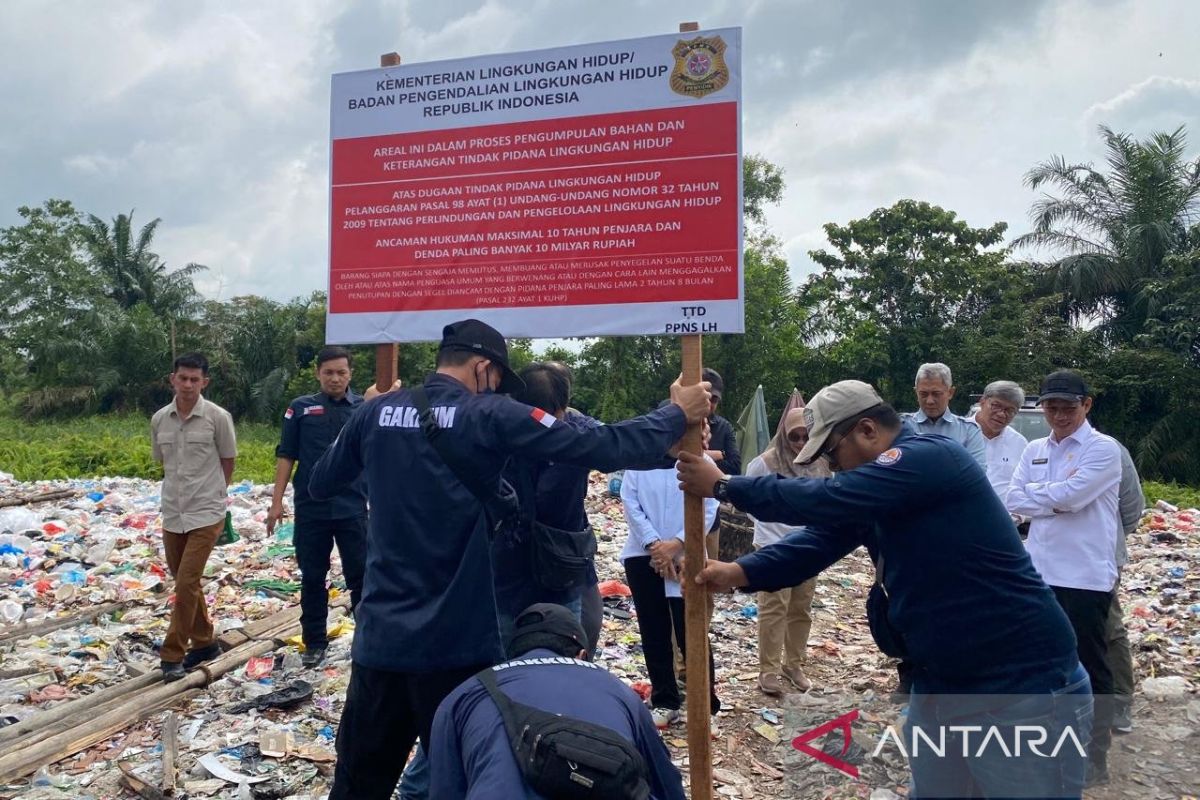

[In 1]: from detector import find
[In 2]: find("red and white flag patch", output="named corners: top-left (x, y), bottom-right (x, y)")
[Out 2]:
top-left (283, 408), bottom-right (294, 420)
top-left (530, 407), bottom-right (556, 428)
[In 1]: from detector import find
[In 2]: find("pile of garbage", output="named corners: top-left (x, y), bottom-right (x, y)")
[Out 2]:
top-left (1, 471), bottom-right (1198, 799)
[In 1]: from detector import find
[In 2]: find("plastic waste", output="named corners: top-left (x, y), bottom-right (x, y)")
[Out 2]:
top-left (274, 522), bottom-right (295, 542)
top-left (0, 508), bottom-right (40, 533)
top-left (0, 599), bottom-right (22, 623)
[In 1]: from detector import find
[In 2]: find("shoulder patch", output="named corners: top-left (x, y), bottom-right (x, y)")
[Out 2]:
top-left (530, 407), bottom-right (556, 428)
top-left (875, 447), bottom-right (902, 466)
top-left (283, 407), bottom-right (294, 419)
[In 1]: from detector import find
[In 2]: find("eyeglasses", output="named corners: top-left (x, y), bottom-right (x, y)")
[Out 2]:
top-left (819, 430), bottom-right (848, 468)
top-left (787, 431), bottom-right (809, 444)
top-left (985, 403), bottom-right (1018, 419)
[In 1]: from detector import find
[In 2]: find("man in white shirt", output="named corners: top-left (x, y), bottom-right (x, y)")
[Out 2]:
top-left (1006, 370), bottom-right (1121, 786)
top-left (968, 380), bottom-right (1030, 501)
top-left (620, 461), bottom-right (721, 730)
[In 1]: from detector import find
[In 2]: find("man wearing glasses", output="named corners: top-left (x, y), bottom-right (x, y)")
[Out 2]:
top-left (968, 381), bottom-right (1031, 525)
top-left (677, 380), bottom-right (1091, 798)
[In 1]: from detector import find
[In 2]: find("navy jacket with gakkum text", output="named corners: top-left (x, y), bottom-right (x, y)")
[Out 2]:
top-left (729, 429), bottom-right (1078, 693)
top-left (308, 373), bottom-right (687, 672)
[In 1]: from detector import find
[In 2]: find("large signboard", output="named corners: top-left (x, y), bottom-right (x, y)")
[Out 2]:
top-left (328, 28), bottom-right (742, 343)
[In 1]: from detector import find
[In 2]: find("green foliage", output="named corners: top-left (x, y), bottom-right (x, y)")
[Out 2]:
top-left (1142, 480), bottom-right (1200, 510)
top-left (1015, 125), bottom-right (1200, 344)
top-left (81, 211), bottom-right (206, 319)
top-left (0, 413), bottom-right (278, 483)
top-left (800, 199), bottom-right (1013, 405)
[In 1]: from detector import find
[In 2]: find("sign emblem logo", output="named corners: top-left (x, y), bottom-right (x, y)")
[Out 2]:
top-left (670, 35), bottom-right (730, 98)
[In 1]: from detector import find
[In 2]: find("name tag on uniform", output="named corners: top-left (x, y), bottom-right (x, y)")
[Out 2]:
top-left (303, 406), bottom-right (325, 416)
top-left (1032, 457), bottom-right (1048, 465)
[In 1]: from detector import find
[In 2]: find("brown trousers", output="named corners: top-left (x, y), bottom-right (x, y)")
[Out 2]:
top-left (161, 519), bottom-right (222, 662)
top-left (757, 578), bottom-right (816, 673)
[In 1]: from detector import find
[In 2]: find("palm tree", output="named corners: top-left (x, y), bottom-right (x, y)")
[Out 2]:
top-left (80, 212), bottom-right (207, 319)
top-left (1014, 125), bottom-right (1200, 343)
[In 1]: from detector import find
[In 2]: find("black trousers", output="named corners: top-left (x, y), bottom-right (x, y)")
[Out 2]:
top-left (624, 555), bottom-right (719, 714)
top-left (330, 660), bottom-right (486, 800)
top-left (294, 515), bottom-right (366, 648)
top-left (580, 580), bottom-right (603, 656)
top-left (1052, 585), bottom-right (1114, 764)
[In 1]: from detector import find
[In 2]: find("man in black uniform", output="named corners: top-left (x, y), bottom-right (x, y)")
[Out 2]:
top-left (309, 319), bottom-right (711, 800)
top-left (702, 367), bottom-right (741, 475)
top-left (267, 345), bottom-right (367, 668)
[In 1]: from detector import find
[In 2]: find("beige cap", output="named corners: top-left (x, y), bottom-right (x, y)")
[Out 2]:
top-left (795, 380), bottom-right (884, 465)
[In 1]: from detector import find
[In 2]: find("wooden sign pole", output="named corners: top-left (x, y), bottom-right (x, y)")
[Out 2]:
top-left (678, 22), bottom-right (713, 800)
top-left (374, 51), bottom-right (403, 393)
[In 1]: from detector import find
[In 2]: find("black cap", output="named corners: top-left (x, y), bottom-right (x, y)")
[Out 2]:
top-left (507, 603), bottom-right (587, 655)
top-left (439, 319), bottom-right (525, 395)
top-left (1039, 370), bottom-right (1090, 403)
top-left (702, 367), bottom-right (724, 400)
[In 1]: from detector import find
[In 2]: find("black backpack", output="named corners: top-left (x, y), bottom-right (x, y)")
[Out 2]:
top-left (476, 662), bottom-right (651, 800)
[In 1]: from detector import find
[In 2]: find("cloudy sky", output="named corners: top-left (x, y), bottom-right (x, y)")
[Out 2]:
top-left (2, 0), bottom-right (1197, 304)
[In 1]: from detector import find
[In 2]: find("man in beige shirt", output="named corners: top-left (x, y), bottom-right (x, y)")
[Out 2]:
top-left (150, 353), bottom-right (237, 682)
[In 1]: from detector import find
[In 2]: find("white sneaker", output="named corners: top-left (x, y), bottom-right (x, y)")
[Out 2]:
top-left (652, 707), bottom-right (681, 730)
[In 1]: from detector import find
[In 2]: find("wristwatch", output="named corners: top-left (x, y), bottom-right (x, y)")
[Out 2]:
top-left (713, 477), bottom-right (731, 502)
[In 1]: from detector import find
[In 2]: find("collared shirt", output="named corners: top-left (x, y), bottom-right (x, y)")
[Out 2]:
top-left (308, 373), bottom-right (686, 672)
top-left (151, 395), bottom-right (237, 533)
top-left (276, 390), bottom-right (367, 520)
top-left (619, 465), bottom-right (718, 597)
top-left (430, 649), bottom-right (686, 800)
top-left (906, 409), bottom-right (987, 468)
top-left (965, 415), bottom-right (1029, 501)
top-left (1005, 420), bottom-right (1122, 592)
top-left (728, 430), bottom-right (1077, 694)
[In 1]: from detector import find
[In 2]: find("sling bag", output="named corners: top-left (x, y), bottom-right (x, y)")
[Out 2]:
top-left (475, 662), bottom-right (651, 800)
top-left (410, 384), bottom-right (519, 538)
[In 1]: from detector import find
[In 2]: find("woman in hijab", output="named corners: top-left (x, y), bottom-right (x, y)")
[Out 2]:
top-left (743, 407), bottom-right (831, 696)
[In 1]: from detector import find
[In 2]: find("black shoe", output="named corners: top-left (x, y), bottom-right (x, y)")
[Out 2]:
top-left (301, 646), bottom-right (327, 669)
top-left (161, 661), bottom-right (186, 683)
top-left (1085, 761), bottom-right (1110, 787)
top-left (183, 643), bottom-right (222, 670)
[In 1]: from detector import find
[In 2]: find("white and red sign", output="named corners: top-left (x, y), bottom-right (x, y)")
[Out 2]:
top-left (328, 28), bottom-right (742, 343)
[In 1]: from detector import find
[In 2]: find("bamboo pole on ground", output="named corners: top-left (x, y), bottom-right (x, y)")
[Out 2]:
top-left (161, 712), bottom-right (178, 794)
top-left (0, 636), bottom-right (273, 783)
top-left (0, 599), bottom-right (347, 781)
top-left (0, 671), bottom-right (161, 748)
top-left (0, 600), bottom-right (136, 645)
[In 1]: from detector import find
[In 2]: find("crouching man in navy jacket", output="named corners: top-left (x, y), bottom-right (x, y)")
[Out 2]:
top-left (430, 604), bottom-right (686, 799)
